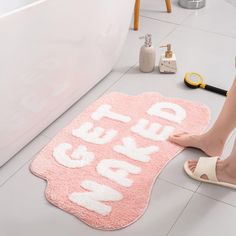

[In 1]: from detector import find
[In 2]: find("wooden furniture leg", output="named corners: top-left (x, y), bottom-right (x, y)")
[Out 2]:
top-left (134, 0), bottom-right (140, 31)
top-left (165, 0), bottom-right (172, 13)
top-left (134, 0), bottom-right (171, 30)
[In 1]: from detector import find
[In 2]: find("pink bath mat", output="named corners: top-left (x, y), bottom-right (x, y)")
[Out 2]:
top-left (30, 92), bottom-right (210, 230)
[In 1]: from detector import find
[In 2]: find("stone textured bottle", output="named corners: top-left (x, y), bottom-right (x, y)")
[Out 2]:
top-left (139, 34), bottom-right (156, 73)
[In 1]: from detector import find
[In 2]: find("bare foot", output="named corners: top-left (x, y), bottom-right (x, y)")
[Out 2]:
top-left (169, 132), bottom-right (225, 157)
top-left (187, 158), bottom-right (236, 185)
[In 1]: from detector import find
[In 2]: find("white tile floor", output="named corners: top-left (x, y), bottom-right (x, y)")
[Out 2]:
top-left (1, 0), bottom-right (236, 235)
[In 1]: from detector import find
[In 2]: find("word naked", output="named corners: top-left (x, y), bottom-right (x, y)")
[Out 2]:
top-left (53, 101), bottom-right (186, 216)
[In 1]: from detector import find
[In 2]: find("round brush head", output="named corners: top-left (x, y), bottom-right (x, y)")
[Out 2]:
top-left (184, 72), bottom-right (203, 89)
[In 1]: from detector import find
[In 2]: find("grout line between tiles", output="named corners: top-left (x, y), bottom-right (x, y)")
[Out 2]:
top-left (140, 11), bottom-right (236, 40)
top-left (158, 176), bottom-right (196, 193)
top-left (0, 134), bottom-right (50, 169)
top-left (139, 14), bottom-right (181, 26)
top-left (165, 189), bottom-right (236, 236)
top-left (194, 191), bottom-right (236, 208)
top-left (195, 182), bottom-right (202, 193)
top-left (166, 192), bottom-right (195, 236)
top-left (140, 4), bottom-right (195, 26)
top-left (180, 23), bottom-right (236, 40)
top-left (0, 148), bottom-right (45, 188)
top-left (153, 23), bottom-right (180, 47)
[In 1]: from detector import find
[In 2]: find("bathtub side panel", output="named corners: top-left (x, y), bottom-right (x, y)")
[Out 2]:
top-left (0, 0), bottom-right (135, 165)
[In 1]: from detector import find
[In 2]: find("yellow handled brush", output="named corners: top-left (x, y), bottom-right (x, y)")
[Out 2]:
top-left (184, 72), bottom-right (228, 96)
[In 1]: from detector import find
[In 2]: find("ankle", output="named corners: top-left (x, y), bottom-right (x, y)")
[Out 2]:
top-left (203, 131), bottom-right (226, 146)
top-left (205, 130), bottom-right (228, 146)
top-left (221, 157), bottom-right (236, 177)
top-left (218, 137), bottom-right (226, 148)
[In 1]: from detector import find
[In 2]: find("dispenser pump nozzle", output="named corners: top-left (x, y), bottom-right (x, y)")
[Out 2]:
top-left (139, 34), bottom-right (152, 47)
top-left (160, 44), bottom-right (173, 58)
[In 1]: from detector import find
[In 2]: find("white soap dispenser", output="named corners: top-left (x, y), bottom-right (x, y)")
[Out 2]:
top-left (139, 34), bottom-right (156, 73)
top-left (159, 44), bottom-right (177, 74)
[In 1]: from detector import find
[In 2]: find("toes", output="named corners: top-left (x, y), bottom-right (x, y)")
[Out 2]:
top-left (187, 160), bottom-right (209, 180)
top-left (188, 160), bottom-right (195, 164)
top-left (188, 160), bottom-right (197, 165)
top-left (169, 133), bottom-right (193, 147)
top-left (188, 162), bottom-right (194, 168)
top-left (188, 160), bottom-right (197, 172)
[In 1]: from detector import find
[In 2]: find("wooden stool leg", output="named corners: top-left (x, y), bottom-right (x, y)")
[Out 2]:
top-left (165, 0), bottom-right (172, 13)
top-left (134, 0), bottom-right (140, 31)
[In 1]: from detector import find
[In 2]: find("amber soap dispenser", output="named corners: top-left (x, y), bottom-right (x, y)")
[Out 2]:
top-left (159, 44), bottom-right (177, 74)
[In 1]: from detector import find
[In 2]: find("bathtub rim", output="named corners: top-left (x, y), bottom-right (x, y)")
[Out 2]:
top-left (0, 0), bottom-right (47, 19)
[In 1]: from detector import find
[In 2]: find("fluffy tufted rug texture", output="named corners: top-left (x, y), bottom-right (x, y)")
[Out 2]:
top-left (30, 92), bottom-right (210, 230)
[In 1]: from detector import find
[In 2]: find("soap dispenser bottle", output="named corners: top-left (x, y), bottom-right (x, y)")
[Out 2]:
top-left (139, 34), bottom-right (156, 73)
top-left (159, 44), bottom-right (177, 74)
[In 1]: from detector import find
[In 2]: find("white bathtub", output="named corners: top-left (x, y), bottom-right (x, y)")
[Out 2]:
top-left (0, 0), bottom-right (135, 166)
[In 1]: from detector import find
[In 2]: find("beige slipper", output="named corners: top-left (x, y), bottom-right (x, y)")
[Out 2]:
top-left (184, 156), bottom-right (236, 190)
